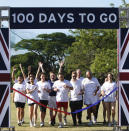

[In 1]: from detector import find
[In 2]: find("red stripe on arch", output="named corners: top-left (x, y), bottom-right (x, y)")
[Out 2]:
top-left (121, 33), bottom-right (129, 59)
top-left (0, 34), bottom-right (9, 60)
top-left (0, 88), bottom-right (9, 114)
top-left (119, 72), bottom-right (129, 81)
top-left (121, 88), bottom-right (129, 112)
top-left (0, 74), bottom-right (10, 82)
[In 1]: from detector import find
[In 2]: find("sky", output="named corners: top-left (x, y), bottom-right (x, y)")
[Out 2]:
top-left (0, 0), bottom-right (124, 7)
top-left (0, 0), bottom-right (127, 55)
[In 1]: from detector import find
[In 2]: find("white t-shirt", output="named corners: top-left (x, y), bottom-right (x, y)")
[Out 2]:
top-left (13, 83), bottom-right (26, 103)
top-left (53, 80), bottom-right (72, 102)
top-left (26, 83), bottom-right (39, 104)
top-left (70, 80), bottom-right (83, 101)
top-left (37, 81), bottom-right (51, 100)
top-left (82, 77), bottom-right (100, 102)
top-left (101, 81), bottom-right (117, 102)
top-left (77, 77), bottom-right (84, 83)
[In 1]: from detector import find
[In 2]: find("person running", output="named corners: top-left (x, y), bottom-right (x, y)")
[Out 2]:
top-left (70, 71), bottom-right (83, 126)
top-left (26, 76), bottom-right (39, 127)
top-left (102, 77), bottom-right (108, 125)
top-left (13, 75), bottom-right (26, 126)
top-left (53, 73), bottom-right (73, 128)
top-left (39, 61), bottom-right (64, 126)
top-left (37, 73), bottom-right (51, 127)
top-left (101, 73), bottom-right (117, 127)
top-left (82, 70), bottom-right (100, 126)
top-left (76, 69), bottom-right (84, 124)
top-left (12, 66), bottom-right (26, 124)
top-left (48, 71), bottom-right (57, 126)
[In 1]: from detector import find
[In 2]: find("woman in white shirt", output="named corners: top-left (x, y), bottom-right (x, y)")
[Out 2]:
top-left (101, 73), bottom-right (117, 127)
top-left (26, 76), bottom-right (39, 127)
top-left (13, 75), bottom-right (26, 126)
top-left (70, 71), bottom-right (83, 126)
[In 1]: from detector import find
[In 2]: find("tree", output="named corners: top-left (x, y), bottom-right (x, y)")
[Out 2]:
top-left (12, 32), bottom-right (75, 74)
top-left (65, 29), bottom-right (117, 77)
top-left (90, 49), bottom-right (117, 84)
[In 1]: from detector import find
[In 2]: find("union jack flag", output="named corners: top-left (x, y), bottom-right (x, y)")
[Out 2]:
top-left (0, 28), bottom-right (10, 127)
top-left (119, 28), bottom-right (129, 126)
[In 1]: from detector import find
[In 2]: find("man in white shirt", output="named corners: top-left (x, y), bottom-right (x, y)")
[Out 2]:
top-left (53, 73), bottom-right (73, 128)
top-left (82, 70), bottom-right (100, 125)
top-left (70, 71), bottom-right (83, 126)
top-left (37, 73), bottom-right (51, 127)
top-left (76, 69), bottom-right (84, 123)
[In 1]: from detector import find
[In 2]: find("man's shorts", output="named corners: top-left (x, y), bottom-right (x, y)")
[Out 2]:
top-left (48, 96), bottom-right (57, 109)
top-left (56, 102), bottom-right (68, 109)
top-left (84, 95), bottom-right (97, 105)
top-left (39, 100), bottom-right (48, 112)
top-left (15, 102), bottom-right (25, 108)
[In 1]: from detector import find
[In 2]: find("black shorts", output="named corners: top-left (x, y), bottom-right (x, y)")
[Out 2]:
top-left (28, 103), bottom-right (35, 106)
top-left (15, 102), bottom-right (25, 108)
top-left (39, 100), bottom-right (48, 112)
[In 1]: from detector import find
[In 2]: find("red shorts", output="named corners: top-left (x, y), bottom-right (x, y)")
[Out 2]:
top-left (56, 102), bottom-right (68, 109)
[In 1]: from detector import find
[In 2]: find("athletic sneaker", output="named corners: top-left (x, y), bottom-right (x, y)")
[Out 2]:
top-left (30, 121), bottom-right (33, 127)
top-left (88, 120), bottom-right (93, 126)
top-left (64, 117), bottom-right (67, 125)
top-left (49, 121), bottom-right (51, 125)
top-left (18, 121), bottom-right (22, 126)
top-left (108, 122), bottom-right (112, 127)
top-left (49, 121), bottom-right (54, 126)
top-left (92, 116), bottom-right (97, 124)
top-left (112, 120), bottom-right (116, 125)
top-left (21, 120), bottom-right (24, 124)
top-left (58, 122), bottom-right (63, 128)
top-left (33, 123), bottom-right (36, 127)
top-left (40, 122), bottom-right (44, 127)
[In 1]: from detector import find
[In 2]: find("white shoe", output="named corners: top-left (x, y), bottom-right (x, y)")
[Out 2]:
top-left (18, 121), bottom-right (22, 126)
top-left (88, 121), bottom-right (93, 126)
top-left (92, 116), bottom-right (96, 124)
top-left (49, 121), bottom-right (51, 125)
top-left (40, 122), bottom-right (44, 127)
top-left (58, 123), bottom-right (63, 128)
top-left (30, 121), bottom-right (33, 127)
top-left (64, 117), bottom-right (67, 125)
top-left (33, 123), bottom-right (36, 127)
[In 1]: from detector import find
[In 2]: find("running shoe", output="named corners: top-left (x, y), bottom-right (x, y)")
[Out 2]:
top-left (40, 122), bottom-right (44, 127)
top-left (64, 117), bottom-right (67, 125)
top-left (58, 122), bottom-right (63, 128)
top-left (88, 120), bottom-right (93, 126)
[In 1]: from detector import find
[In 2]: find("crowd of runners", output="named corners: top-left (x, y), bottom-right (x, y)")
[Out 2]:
top-left (12, 61), bottom-right (117, 128)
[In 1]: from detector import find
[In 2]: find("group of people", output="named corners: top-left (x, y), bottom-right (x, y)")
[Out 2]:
top-left (12, 61), bottom-right (117, 128)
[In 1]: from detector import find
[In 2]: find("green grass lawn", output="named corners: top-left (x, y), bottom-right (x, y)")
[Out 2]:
top-left (10, 93), bottom-right (127, 131)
